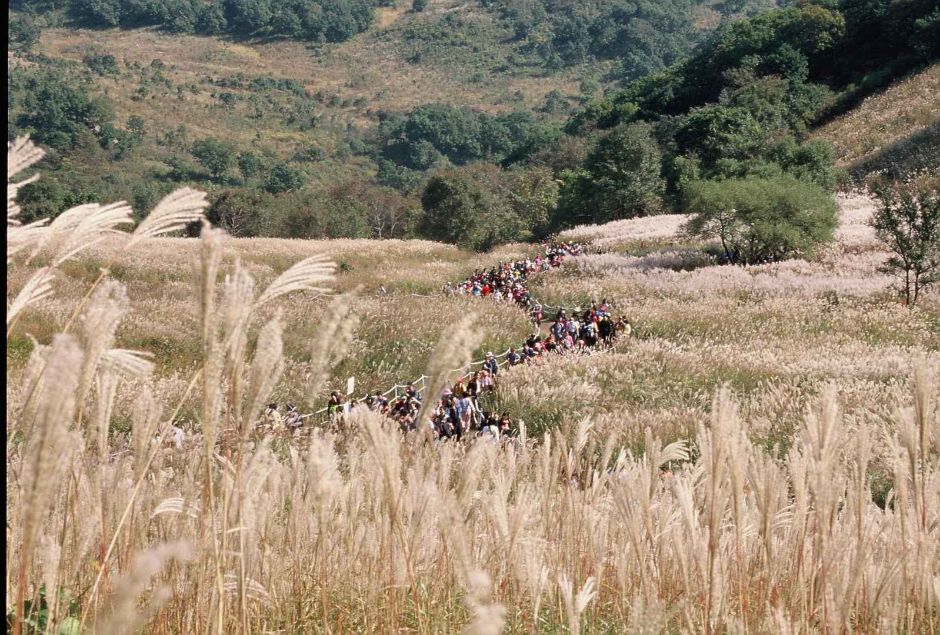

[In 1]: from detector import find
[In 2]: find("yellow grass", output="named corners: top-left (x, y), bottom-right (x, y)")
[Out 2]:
top-left (7, 142), bottom-right (940, 632)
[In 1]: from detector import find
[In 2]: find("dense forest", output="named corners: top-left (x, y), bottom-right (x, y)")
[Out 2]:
top-left (7, 0), bottom-right (940, 251)
top-left (11, 0), bottom-right (384, 42)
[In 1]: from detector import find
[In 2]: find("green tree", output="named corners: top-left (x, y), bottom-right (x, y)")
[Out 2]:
top-left (190, 137), bottom-right (235, 180)
top-left (419, 164), bottom-right (526, 251)
top-left (683, 176), bottom-right (838, 265)
top-left (412, 0), bottom-right (428, 12)
top-left (269, 190), bottom-right (369, 239)
top-left (557, 121), bottom-right (664, 226)
top-left (264, 163), bottom-right (305, 194)
top-left (14, 70), bottom-right (113, 150)
top-left (675, 106), bottom-right (764, 168)
top-left (206, 189), bottom-right (267, 237)
top-left (504, 166), bottom-right (559, 239)
top-left (9, 14), bottom-right (42, 50)
top-left (79, 0), bottom-right (123, 27)
top-left (870, 184), bottom-right (940, 306)
top-left (237, 151), bottom-right (265, 180)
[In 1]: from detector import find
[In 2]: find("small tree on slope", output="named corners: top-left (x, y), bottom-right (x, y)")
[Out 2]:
top-left (871, 184), bottom-right (940, 306)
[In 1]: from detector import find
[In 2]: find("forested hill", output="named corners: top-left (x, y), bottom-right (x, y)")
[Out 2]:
top-left (12, 0), bottom-right (778, 69)
top-left (8, 0), bottom-right (939, 249)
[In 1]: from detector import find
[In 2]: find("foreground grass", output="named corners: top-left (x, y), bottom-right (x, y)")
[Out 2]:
top-left (7, 150), bottom-right (940, 632)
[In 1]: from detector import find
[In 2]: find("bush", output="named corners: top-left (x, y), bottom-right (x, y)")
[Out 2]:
top-left (555, 121), bottom-right (664, 226)
top-left (264, 163), bottom-right (305, 194)
top-left (683, 176), bottom-right (838, 265)
top-left (419, 164), bottom-right (527, 252)
top-left (190, 137), bottom-right (235, 180)
top-left (83, 52), bottom-right (120, 76)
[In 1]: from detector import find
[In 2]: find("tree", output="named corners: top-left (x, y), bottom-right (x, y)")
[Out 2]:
top-left (237, 151), bottom-right (265, 180)
top-left (206, 189), bottom-right (267, 237)
top-left (9, 14), bottom-right (42, 51)
top-left (683, 176), bottom-right (837, 265)
top-left (556, 121), bottom-right (664, 226)
top-left (325, 180), bottom-right (419, 239)
top-left (419, 164), bottom-right (527, 252)
top-left (381, 104), bottom-right (483, 169)
top-left (191, 137), bottom-right (235, 180)
top-left (264, 163), bottom-right (305, 194)
top-left (870, 184), bottom-right (940, 306)
top-left (504, 166), bottom-right (559, 239)
top-left (675, 106), bottom-right (764, 168)
top-left (14, 70), bottom-right (113, 150)
top-left (225, 0), bottom-right (273, 34)
top-left (412, 0), bottom-right (427, 12)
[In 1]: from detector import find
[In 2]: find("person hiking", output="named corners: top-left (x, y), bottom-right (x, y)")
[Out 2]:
top-left (443, 395), bottom-right (462, 440)
top-left (285, 403), bottom-right (302, 431)
top-left (327, 391), bottom-right (343, 417)
top-left (498, 413), bottom-right (512, 437)
top-left (467, 372), bottom-right (480, 401)
top-left (261, 403), bottom-right (281, 431)
top-left (598, 316), bottom-right (613, 344)
top-left (484, 352), bottom-right (499, 377)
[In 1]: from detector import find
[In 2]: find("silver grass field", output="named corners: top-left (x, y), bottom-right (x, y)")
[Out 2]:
top-left (6, 137), bottom-right (940, 633)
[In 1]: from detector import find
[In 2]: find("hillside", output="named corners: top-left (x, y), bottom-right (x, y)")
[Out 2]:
top-left (7, 150), bottom-right (939, 630)
top-left (813, 63), bottom-right (940, 181)
top-left (9, 0), bottom-right (796, 239)
top-left (8, 0), bottom-right (940, 630)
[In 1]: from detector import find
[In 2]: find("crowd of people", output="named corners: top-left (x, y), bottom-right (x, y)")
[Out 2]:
top-left (442, 242), bottom-right (585, 310)
top-left (257, 241), bottom-right (634, 442)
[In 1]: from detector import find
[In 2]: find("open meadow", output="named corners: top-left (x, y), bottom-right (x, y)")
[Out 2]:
top-left (6, 135), bottom-right (940, 633)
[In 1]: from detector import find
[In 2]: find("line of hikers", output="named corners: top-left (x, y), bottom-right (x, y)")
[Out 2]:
top-left (256, 240), bottom-right (636, 441)
top-left (328, 360), bottom-right (511, 442)
top-left (442, 241), bottom-right (585, 308)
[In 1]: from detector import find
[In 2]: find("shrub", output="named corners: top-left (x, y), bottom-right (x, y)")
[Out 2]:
top-left (190, 137), bottom-right (235, 180)
top-left (870, 183), bottom-right (940, 306)
top-left (556, 121), bottom-right (664, 226)
top-left (83, 51), bottom-right (120, 75)
top-left (263, 163), bottom-right (305, 194)
top-left (683, 176), bottom-right (838, 265)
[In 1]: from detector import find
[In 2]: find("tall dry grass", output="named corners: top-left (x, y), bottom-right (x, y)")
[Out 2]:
top-left (7, 137), bottom-right (940, 633)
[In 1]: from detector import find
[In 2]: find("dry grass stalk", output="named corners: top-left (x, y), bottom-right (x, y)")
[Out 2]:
top-left (6, 135), bottom-right (940, 633)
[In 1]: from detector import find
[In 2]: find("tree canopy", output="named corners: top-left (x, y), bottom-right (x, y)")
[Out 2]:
top-left (682, 176), bottom-right (838, 265)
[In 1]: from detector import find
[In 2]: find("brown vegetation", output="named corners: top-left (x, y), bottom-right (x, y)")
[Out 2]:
top-left (6, 137), bottom-right (940, 632)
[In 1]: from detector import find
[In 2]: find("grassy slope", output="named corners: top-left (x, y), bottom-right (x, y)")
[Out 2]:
top-left (492, 194), bottom-right (940, 445)
top-left (7, 236), bottom-right (538, 413)
top-left (26, 0), bottom-right (600, 187)
top-left (8, 195), bottom-right (938, 441)
top-left (813, 63), bottom-right (940, 180)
